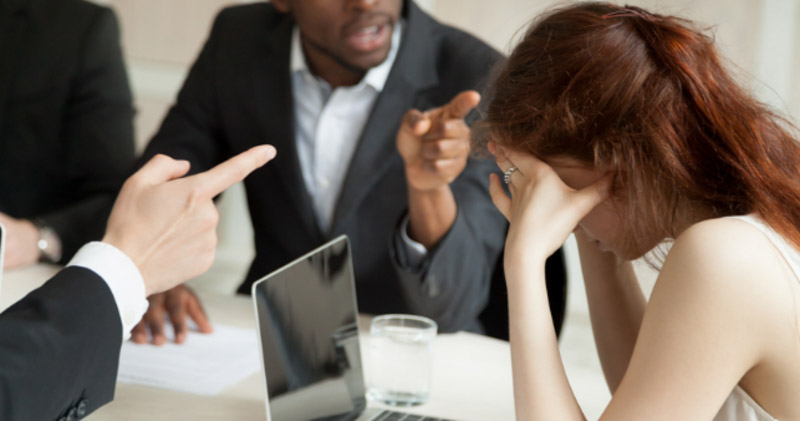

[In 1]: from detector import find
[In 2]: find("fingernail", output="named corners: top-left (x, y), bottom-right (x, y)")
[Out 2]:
top-left (409, 113), bottom-right (421, 127)
top-left (256, 145), bottom-right (277, 163)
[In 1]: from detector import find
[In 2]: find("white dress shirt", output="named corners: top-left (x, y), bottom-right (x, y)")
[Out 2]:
top-left (67, 242), bottom-right (149, 341)
top-left (290, 23), bottom-right (427, 264)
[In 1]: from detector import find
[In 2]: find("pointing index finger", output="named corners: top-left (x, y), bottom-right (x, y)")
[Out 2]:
top-left (190, 145), bottom-right (276, 198)
top-left (442, 90), bottom-right (481, 120)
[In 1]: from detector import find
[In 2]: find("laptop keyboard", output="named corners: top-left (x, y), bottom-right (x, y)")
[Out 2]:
top-left (367, 411), bottom-right (449, 421)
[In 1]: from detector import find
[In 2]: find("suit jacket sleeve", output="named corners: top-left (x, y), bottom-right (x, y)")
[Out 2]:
top-left (389, 30), bottom-right (508, 333)
top-left (0, 266), bottom-right (123, 420)
top-left (38, 7), bottom-right (136, 263)
top-left (391, 157), bottom-right (507, 332)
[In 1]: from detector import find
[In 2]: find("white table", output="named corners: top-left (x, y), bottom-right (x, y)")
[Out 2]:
top-left (0, 265), bottom-right (516, 421)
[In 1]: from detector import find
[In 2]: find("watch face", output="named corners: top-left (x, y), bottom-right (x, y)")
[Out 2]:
top-left (36, 225), bottom-right (61, 263)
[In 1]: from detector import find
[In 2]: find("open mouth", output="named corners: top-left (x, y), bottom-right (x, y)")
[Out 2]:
top-left (345, 23), bottom-right (391, 53)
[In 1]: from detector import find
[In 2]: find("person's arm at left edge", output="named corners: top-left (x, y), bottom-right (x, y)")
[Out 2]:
top-left (0, 146), bottom-right (275, 421)
top-left (0, 5), bottom-right (136, 269)
top-left (394, 90), bottom-right (507, 332)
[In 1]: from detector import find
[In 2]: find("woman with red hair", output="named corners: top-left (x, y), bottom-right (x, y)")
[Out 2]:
top-left (481, 3), bottom-right (800, 420)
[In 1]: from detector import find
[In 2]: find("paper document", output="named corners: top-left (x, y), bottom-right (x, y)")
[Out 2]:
top-left (117, 323), bottom-right (261, 396)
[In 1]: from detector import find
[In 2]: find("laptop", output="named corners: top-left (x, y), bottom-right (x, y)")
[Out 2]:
top-left (251, 235), bottom-right (450, 421)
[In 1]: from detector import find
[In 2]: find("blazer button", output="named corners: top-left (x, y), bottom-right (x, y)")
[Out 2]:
top-left (76, 399), bottom-right (89, 417)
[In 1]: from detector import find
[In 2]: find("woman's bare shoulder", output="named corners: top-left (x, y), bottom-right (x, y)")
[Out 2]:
top-left (668, 217), bottom-right (782, 274)
top-left (612, 217), bottom-right (797, 420)
top-left (657, 216), bottom-right (793, 323)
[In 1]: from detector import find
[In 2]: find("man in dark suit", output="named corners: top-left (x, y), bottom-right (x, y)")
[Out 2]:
top-left (0, 0), bottom-right (135, 268)
top-left (135, 0), bottom-right (509, 342)
top-left (0, 145), bottom-right (276, 421)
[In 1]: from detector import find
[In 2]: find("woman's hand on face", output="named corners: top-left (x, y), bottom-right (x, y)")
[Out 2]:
top-left (488, 143), bottom-right (611, 277)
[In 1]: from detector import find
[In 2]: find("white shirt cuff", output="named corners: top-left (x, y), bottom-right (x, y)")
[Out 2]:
top-left (400, 215), bottom-right (428, 268)
top-left (67, 241), bottom-right (149, 341)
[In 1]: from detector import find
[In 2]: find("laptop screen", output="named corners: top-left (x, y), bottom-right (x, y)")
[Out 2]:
top-left (252, 236), bottom-right (366, 421)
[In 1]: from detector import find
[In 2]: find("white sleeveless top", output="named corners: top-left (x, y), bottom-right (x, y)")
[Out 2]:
top-left (712, 215), bottom-right (800, 421)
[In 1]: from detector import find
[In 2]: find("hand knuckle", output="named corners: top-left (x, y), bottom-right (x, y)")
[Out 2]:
top-left (166, 301), bottom-right (183, 313)
top-left (187, 186), bottom-right (205, 206)
top-left (403, 110), bottom-right (418, 125)
top-left (203, 206), bottom-right (219, 228)
top-left (123, 175), bottom-right (143, 191)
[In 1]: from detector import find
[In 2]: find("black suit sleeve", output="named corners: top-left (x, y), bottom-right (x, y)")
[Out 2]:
top-left (0, 267), bottom-right (123, 420)
top-left (389, 31), bottom-right (508, 332)
top-left (38, 8), bottom-right (136, 263)
top-left (392, 158), bottom-right (507, 332)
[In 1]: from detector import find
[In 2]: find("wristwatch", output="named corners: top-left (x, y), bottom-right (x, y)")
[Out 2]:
top-left (36, 223), bottom-right (62, 263)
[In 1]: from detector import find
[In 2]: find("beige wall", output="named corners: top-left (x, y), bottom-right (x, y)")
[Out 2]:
top-left (792, 2), bottom-right (800, 120)
top-left (426, 0), bottom-right (800, 120)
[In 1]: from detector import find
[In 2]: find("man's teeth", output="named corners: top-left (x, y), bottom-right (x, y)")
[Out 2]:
top-left (358, 26), bottom-right (379, 36)
top-left (353, 26), bottom-right (381, 43)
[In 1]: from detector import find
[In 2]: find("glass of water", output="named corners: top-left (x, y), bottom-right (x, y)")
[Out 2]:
top-left (366, 314), bottom-right (437, 407)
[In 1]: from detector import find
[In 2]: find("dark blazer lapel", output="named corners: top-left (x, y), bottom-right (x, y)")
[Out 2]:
top-left (252, 15), bottom-right (323, 242)
top-left (329, 0), bottom-right (439, 236)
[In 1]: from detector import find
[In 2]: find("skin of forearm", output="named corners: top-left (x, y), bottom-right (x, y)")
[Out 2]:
top-left (507, 264), bottom-right (586, 421)
top-left (406, 184), bottom-right (457, 249)
top-left (575, 233), bottom-right (647, 393)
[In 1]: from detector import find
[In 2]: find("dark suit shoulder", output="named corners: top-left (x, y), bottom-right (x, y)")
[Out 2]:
top-left (430, 23), bottom-right (503, 83)
top-left (195, 2), bottom-right (290, 58)
top-left (55, 0), bottom-right (111, 15)
top-left (39, 0), bottom-right (117, 29)
top-left (416, 20), bottom-right (504, 103)
top-left (16, 0), bottom-right (122, 55)
top-left (212, 2), bottom-right (285, 36)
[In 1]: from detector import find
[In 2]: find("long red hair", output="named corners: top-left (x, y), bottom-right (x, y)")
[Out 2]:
top-left (480, 2), bottom-right (800, 252)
